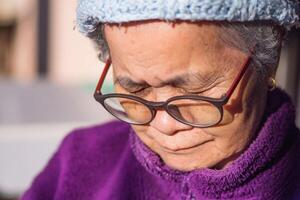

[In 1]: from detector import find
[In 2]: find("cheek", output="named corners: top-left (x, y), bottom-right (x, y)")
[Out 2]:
top-left (131, 125), bottom-right (150, 139)
top-left (210, 77), bottom-right (266, 155)
top-left (131, 125), bottom-right (159, 150)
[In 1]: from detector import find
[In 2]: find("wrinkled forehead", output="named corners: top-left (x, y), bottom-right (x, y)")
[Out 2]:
top-left (104, 21), bottom-right (246, 86)
top-left (104, 21), bottom-right (224, 58)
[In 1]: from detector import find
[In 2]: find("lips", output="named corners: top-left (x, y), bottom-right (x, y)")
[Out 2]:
top-left (145, 129), bottom-right (214, 153)
top-left (158, 139), bottom-right (212, 154)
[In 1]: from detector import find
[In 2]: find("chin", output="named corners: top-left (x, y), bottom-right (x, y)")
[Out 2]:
top-left (160, 153), bottom-right (212, 172)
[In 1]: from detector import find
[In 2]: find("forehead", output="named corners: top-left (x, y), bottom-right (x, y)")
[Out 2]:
top-left (104, 21), bottom-right (243, 85)
top-left (104, 21), bottom-right (224, 59)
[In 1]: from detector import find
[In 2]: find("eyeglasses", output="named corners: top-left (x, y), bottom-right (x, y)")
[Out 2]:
top-left (94, 56), bottom-right (251, 128)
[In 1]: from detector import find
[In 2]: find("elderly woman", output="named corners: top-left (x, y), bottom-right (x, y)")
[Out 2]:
top-left (22, 0), bottom-right (300, 199)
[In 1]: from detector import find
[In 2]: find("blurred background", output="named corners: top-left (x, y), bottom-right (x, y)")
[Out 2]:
top-left (0, 0), bottom-right (299, 199)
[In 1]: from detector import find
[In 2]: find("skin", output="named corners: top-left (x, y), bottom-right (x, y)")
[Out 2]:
top-left (104, 21), bottom-right (271, 171)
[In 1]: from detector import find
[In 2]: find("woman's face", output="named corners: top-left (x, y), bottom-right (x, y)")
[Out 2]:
top-left (104, 21), bottom-right (268, 171)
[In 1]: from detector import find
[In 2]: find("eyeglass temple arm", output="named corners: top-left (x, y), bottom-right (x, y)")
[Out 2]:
top-left (224, 56), bottom-right (251, 101)
top-left (95, 57), bottom-right (112, 94)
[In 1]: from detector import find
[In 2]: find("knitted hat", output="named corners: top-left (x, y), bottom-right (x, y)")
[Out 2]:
top-left (77, 0), bottom-right (300, 33)
top-left (76, 0), bottom-right (300, 60)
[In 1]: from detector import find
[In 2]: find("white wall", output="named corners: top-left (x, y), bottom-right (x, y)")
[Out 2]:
top-left (48, 0), bottom-right (102, 85)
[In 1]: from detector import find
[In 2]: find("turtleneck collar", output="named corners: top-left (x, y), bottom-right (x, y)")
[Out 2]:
top-left (130, 89), bottom-right (300, 199)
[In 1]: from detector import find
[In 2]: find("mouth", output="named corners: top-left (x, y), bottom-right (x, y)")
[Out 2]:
top-left (158, 140), bottom-right (212, 155)
top-left (135, 126), bottom-right (215, 155)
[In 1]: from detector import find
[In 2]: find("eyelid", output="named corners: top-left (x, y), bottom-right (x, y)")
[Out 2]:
top-left (114, 77), bottom-right (150, 91)
top-left (174, 74), bottom-right (219, 88)
top-left (122, 87), bottom-right (151, 98)
top-left (114, 81), bottom-right (150, 94)
top-left (179, 87), bottom-right (210, 95)
top-left (130, 86), bottom-right (151, 94)
top-left (114, 81), bottom-right (146, 93)
top-left (179, 79), bottom-right (223, 95)
top-left (127, 86), bottom-right (146, 93)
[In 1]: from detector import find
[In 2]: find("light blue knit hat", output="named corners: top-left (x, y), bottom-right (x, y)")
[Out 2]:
top-left (76, 0), bottom-right (299, 60)
top-left (77, 0), bottom-right (299, 35)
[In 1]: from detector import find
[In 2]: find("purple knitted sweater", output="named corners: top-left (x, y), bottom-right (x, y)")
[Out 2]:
top-left (22, 89), bottom-right (300, 200)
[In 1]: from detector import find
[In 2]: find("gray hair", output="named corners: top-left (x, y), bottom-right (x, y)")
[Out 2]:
top-left (89, 22), bottom-right (284, 78)
top-left (218, 22), bottom-right (284, 78)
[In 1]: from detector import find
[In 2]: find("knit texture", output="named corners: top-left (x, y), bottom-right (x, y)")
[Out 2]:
top-left (77, 0), bottom-right (300, 35)
top-left (131, 88), bottom-right (300, 199)
top-left (76, 0), bottom-right (300, 61)
top-left (21, 89), bottom-right (300, 200)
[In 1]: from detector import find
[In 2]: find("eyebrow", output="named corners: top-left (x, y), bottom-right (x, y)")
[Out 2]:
top-left (115, 71), bottom-right (219, 91)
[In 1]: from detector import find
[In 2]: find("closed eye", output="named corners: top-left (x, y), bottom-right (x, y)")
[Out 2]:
top-left (178, 80), bottom-right (223, 96)
top-left (129, 87), bottom-right (151, 96)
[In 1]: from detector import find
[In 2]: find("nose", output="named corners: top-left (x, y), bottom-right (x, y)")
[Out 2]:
top-left (150, 109), bottom-right (192, 136)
